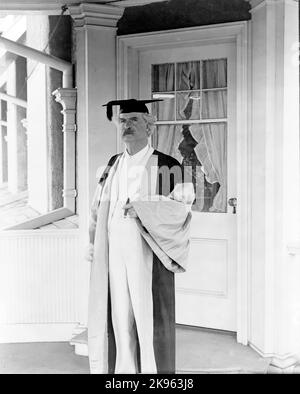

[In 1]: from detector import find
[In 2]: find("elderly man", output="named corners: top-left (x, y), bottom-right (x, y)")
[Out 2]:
top-left (87, 99), bottom-right (193, 375)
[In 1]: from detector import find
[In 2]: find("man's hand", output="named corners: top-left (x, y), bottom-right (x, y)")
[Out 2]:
top-left (122, 202), bottom-right (138, 218)
top-left (85, 243), bottom-right (94, 262)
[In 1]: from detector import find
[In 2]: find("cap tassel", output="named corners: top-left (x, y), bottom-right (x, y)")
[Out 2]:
top-left (107, 104), bottom-right (113, 121)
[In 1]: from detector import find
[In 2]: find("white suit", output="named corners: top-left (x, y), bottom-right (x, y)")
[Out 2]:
top-left (108, 145), bottom-right (157, 373)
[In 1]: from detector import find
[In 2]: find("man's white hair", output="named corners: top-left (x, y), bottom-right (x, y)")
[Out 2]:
top-left (142, 113), bottom-right (157, 136)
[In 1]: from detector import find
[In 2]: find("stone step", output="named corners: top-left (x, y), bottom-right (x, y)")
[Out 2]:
top-left (70, 327), bottom-right (88, 357)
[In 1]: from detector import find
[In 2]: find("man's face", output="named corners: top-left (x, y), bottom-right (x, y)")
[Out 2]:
top-left (118, 112), bottom-right (148, 144)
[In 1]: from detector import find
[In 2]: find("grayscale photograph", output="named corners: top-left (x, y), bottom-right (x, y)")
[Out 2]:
top-left (0, 0), bottom-right (299, 378)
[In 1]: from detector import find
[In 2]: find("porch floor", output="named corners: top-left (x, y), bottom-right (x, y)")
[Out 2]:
top-left (0, 325), bottom-right (272, 374)
top-left (175, 325), bottom-right (270, 374)
top-left (0, 184), bottom-right (39, 229)
top-left (0, 184), bottom-right (79, 229)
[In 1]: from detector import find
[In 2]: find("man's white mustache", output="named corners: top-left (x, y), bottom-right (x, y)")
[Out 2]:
top-left (123, 129), bottom-right (134, 134)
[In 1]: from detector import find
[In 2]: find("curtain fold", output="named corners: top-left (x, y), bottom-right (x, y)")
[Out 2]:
top-left (177, 61), bottom-right (200, 90)
top-left (155, 125), bottom-right (182, 164)
top-left (152, 64), bottom-right (180, 162)
top-left (191, 124), bottom-right (227, 212)
top-left (177, 62), bottom-right (200, 120)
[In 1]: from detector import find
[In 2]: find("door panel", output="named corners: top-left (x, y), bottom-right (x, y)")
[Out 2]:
top-left (139, 43), bottom-right (237, 331)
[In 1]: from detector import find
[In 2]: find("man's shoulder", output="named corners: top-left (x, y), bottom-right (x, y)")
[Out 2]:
top-left (96, 153), bottom-right (121, 183)
top-left (153, 149), bottom-right (181, 168)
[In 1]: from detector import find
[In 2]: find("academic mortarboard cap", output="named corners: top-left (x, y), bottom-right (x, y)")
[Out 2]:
top-left (102, 99), bottom-right (162, 121)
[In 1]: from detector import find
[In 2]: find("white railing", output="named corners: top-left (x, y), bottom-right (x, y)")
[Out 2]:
top-left (0, 36), bottom-right (73, 88)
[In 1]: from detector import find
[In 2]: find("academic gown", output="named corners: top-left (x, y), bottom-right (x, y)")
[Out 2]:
top-left (88, 149), bottom-right (185, 375)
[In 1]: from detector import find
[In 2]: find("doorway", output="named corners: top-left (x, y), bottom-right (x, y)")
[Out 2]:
top-left (117, 21), bottom-right (250, 342)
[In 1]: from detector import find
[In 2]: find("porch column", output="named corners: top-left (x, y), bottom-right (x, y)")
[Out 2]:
top-left (249, 0), bottom-right (300, 368)
top-left (26, 16), bottom-right (48, 213)
top-left (69, 4), bottom-right (124, 234)
top-left (0, 100), bottom-right (8, 185)
top-left (6, 57), bottom-right (27, 193)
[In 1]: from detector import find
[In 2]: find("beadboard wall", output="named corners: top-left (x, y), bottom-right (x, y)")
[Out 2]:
top-left (0, 229), bottom-right (90, 343)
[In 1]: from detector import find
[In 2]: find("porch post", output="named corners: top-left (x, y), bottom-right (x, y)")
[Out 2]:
top-left (68, 3), bottom-right (124, 325)
top-left (68, 3), bottom-right (124, 234)
top-left (0, 100), bottom-right (8, 186)
top-left (249, 0), bottom-right (300, 368)
top-left (26, 17), bottom-right (49, 213)
top-left (6, 57), bottom-right (27, 193)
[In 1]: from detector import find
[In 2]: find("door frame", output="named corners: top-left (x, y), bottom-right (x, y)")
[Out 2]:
top-left (117, 21), bottom-right (251, 345)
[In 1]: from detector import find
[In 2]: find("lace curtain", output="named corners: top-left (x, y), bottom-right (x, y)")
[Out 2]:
top-left (152, 59), bottom-right (227, 212)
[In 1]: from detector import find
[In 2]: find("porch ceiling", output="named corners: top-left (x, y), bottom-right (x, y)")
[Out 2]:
top-left (0, 0), bottom-right (251, 14)
top-left (0, 0), bottom-right (172, 14)
top-left (0, 0), bottom-right (176, 8)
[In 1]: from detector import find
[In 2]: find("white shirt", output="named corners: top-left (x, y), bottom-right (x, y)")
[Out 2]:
top-left (108, 144), bottom-right (154, 228)
top-left (120, 144), bottom-right (152, 201)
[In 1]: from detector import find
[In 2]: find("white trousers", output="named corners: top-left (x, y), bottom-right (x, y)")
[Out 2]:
top-left (108, 204), bottom-right (157, 374)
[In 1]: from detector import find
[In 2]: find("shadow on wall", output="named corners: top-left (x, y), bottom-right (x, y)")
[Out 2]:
top-left (117, 0), bottom-right (251, 35)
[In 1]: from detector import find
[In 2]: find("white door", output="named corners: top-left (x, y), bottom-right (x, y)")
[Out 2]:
top-left (139, 42), bottom-right (237, 331)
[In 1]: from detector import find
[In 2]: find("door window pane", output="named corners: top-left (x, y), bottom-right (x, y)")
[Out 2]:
top-left (176, 61), bottom-right (200, 90)
top-left (202, 59), bottom-right (227, 89)
top-left (176, 92), bottom-right (201, 120)
top-left (152, 63), bottom-right (175, 92)
top-left (152, 97), bottom-right (175, 121)
top-left (202, 90), bottom-right (227, 119)
top-left (152, 123), bottom-right (227, 213)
